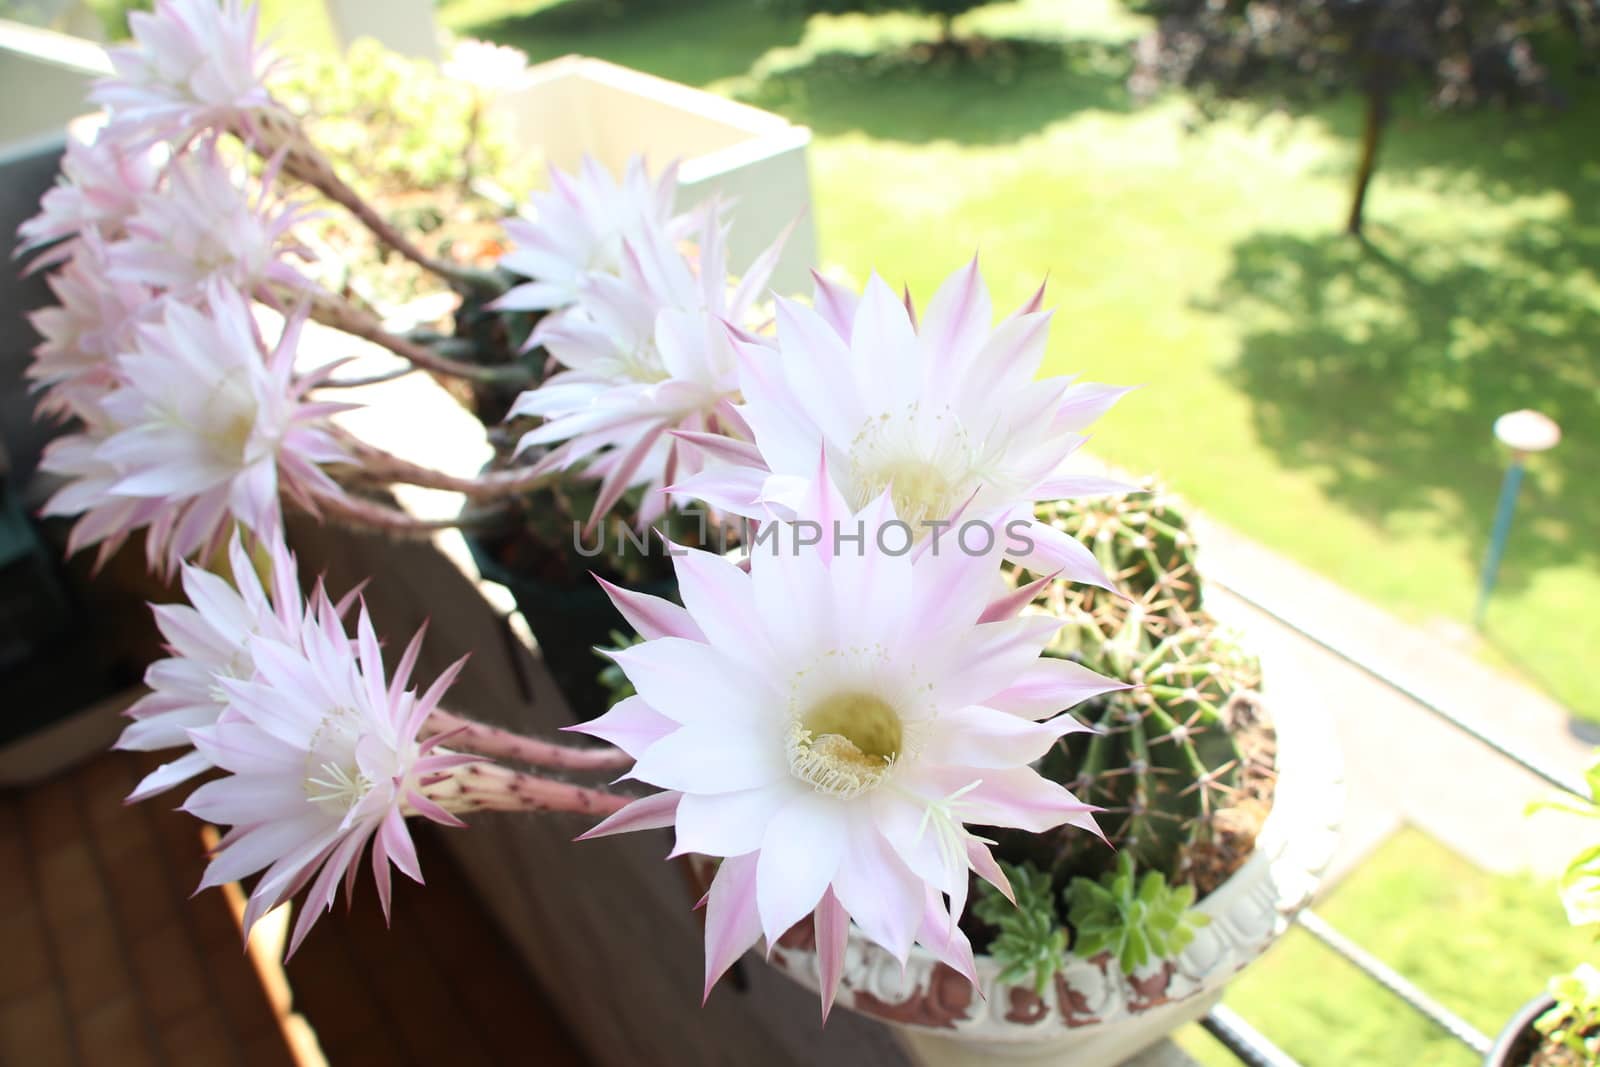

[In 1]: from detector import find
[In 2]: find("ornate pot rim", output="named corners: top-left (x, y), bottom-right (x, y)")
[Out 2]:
top-left (763, 692), bottom-right (1345, 1041)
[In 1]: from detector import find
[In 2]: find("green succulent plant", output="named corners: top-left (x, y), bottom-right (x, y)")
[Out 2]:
top-left (974, 861), bottom-right (1068, 997)
top-left (1529, 752), bottom-right (1600, 928)
top-left (1537, 964), bottom-right (1600, 1065)
top-left (1528, 752), bottom-right (1600, 1065)
top-left (1065, 852), bottom-right (1209, 975)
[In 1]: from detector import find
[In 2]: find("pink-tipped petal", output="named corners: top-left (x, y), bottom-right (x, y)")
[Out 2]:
top-left (977, 570), bottom-right (1057, 624)
top-left (966, 839), bottom-right (1013, 905)
top-left (1033, 473), bottom-right (1142, 500)
top-left (664, 466), bottom-right (767, 518)
top-left (1054, 383), bottom-right (1136, 433)
top-left (594, 576), bottom-right (706, 642)
top-left (815, 888), bottom-right (851, 1022)
top-left (916, 888), bottom-right (980, 986)
top-left (565, 695), bottom-right (677, 759)
top-left (810, 270), bottom-right (859, 337)
top-left (919, 254), bottom-right (990, 376)
top-left (668, 429), bottom-right (766, 468)
top-left (702, 852), bottom-right (763, 1003)
top-left (987, 657), bottom-right (1129, 720)
top-left (575, 790), bottom-right (681, 840)
top-left (917, 704), bottom-right (1093, 768)
top-left (1008, 519), bottom-right (1118, 593)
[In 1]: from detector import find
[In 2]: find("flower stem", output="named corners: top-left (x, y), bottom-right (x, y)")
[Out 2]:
top-left (336, 432), bottom-right (555, 502)
top-left (243, 109), bottom-right (499, 295)
top-left (425, 709), bottom-right (633, 771)
top-left (425, 761), bottom-right (631, 817)
top-left (303, 289), bottom-right (530, 386)
top-left (304, 486), bottom-right (502, 539)
top-left (313, 365), bottom-right (418, 388)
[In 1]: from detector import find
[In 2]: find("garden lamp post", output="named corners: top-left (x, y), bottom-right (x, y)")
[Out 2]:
top-left (1475, 409), bottom-right (1561, 628)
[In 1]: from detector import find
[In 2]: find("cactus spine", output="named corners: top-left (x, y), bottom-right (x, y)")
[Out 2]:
top-left (999, 486), bottom-right (1269, 888)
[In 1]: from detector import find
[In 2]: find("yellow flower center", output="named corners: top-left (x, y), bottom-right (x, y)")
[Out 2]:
top-left (786, 691), bottom-right (904, 799)
top-left (195, 375), bottom-right (261, 468)
top-left (854, 457), bottom-right (962, 531)
top-left (211, 409), bottom-right (258, 466)
top-left (845, 405), bottom-right (976, 531)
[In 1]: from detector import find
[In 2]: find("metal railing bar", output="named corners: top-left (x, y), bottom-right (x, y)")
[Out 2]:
top-left (1200, 1004), bottom-right (1306, 1067)
top-left (1295, 908), bottom-right (1492, 1055)
top-left (1210, 577), bottom-right (1585, 798)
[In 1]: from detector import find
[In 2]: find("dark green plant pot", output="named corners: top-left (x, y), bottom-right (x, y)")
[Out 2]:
top-left (465, 532), bottom-right (677, 722)
top-left (1484, 993), bottom-right (1556, 1067)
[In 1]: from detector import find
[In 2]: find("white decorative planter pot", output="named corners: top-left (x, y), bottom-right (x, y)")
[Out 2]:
top-left (490, 55), bottom-right (818, 295)
top-left (765, 693), bottom-right (1344, 1067)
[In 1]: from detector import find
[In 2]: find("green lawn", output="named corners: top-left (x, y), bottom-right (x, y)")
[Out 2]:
top-left (1179, 828), bottom-right (1581, 1066)
top-left (258, 0), bottom-right (337, 54)
top-left (438, 0), bottom-right (1600, 724)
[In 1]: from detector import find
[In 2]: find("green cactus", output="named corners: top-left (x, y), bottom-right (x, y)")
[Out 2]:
top-left (998, 491), bottom-right (1265, 889)
top-left (975, 488), bottom-right (1273, 981)
top-left (1065, 852), bottom-right (1209, 974)
top-left (1031, 483), bottom-right (1202, 656)
top-left (1034, 617), bottom-right (1261, 880)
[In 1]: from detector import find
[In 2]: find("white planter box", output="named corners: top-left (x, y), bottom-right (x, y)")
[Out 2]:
top-left (0, 19), bottom-right (110, 155)
top-left (323, 0), bottom-right (441, 61)
top-left (765, 683), bottom-right (1345, 1067)
top-left (492, 55), bottom-right (818, 296)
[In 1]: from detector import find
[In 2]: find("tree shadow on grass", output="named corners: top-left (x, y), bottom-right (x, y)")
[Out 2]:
top-left (735, 36), bottom-right (1134, 144)
top-left (452, 0), bottom-right (1132, 144)
top-left (1209, 221), bottom-right (1600, 604)
top-left (457, 0), bottom-right (809, 88)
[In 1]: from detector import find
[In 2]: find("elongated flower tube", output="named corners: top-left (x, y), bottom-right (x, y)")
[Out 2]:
top-left (117, 530), bottom-right (310, 801)
top-left (15, 134), bottom-right (161, 272)
top-left (93, 0), bottom-right (280, 146)
top-left (673, 259), bottom-right (1137, 589)
top-left (107, 138), bottom-right (313, 299)
top-left (509, 207), bottom-right (784, 529)
top-left (570, 482), bottom-right (1125, 1015)
top-left (39, 282), bottom-right (353, 573)
top-left (493, 154), bottom-right (686, 314)
top-left (184, 593), bottom-right (471, 953)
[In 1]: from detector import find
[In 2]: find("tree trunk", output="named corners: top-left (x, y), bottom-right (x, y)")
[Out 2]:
top-left (938, 12), bottom-right (955, 46)
top-left (1346, 85), bottom-right (1390, 236)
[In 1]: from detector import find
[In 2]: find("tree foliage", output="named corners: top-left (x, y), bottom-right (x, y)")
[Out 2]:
top-left (779, 0), bottom-right (986, 13)
top-left (1125, 0), bottom-right (1600, 231)
top-left (768, 0), bottom-right (990, 41)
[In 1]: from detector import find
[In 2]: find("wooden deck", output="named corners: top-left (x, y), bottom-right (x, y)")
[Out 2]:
top-left (0, 748), bottom-right (589, 1067)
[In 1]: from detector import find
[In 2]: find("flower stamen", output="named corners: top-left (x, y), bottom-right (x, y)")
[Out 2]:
top-left (303, 705), bottom-right (371, 814)
top-left (845, 404), bottom-right (976, 529)
top-left (787, 691), bottom-right (904, 799)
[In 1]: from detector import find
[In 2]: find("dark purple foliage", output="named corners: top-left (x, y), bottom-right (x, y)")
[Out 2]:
top-left (1124, 0), bottom-right (1600, 230)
